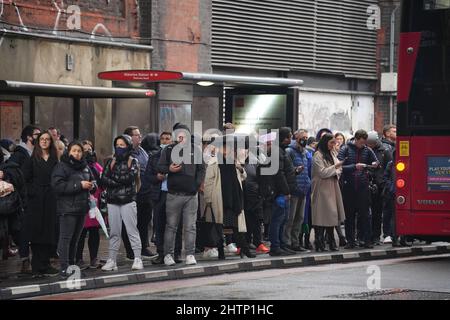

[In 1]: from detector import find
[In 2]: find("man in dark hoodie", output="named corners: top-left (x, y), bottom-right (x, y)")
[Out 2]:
top-left (158, 123), bottom-right (206, 266)
top-left (338, 130), bottom-right (379, 249)
top-left (268, 127), bottom-right (297, 256)
top-left (8, 124), bottom-right (40, 273)
top-left (9, 125), bottom-right (41, 168)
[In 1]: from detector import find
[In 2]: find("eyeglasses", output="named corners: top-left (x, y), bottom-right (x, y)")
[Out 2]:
top-left (39, 138), bottom-right (51, 142)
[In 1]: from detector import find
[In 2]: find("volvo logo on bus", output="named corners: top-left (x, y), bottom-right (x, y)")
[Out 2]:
top-left (417, 200), bottom-right (445, 206)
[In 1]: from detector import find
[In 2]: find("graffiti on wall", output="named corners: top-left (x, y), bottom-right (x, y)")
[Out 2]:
top-left (299, 92), bottom-right (374, 138)
top-left (0, 0), bottom-right (137, 41)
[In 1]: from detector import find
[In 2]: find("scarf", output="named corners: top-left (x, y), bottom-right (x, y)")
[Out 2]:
top-left (219, 159), bottom-right (243, 216)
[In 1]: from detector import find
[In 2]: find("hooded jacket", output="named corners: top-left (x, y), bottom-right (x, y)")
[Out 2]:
top-left (101, 135), bottom-right (140, 205)
top-left (51, 154), bottom-right (96, 215)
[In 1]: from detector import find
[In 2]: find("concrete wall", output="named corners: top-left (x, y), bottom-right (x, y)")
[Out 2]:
top-left (0, 37), bottom-right (151, 161)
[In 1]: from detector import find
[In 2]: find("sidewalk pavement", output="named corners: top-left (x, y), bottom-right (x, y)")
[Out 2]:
top-left (1, 234), bottom-right (449, 300)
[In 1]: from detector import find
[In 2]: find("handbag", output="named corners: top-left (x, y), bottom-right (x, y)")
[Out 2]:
top-left (197, 205), bottom-right (223, 247)
top-left (0, 191), bottom-right (20, 216)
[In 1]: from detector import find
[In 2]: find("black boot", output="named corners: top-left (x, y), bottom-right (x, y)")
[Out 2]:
top-left (304, 233), bottom-right (313, 250)
top-left (327, 227), bottom-right (338, 251)
top-left (217, 239), bottom-right (226, 261)
top-left (237, 233), bottom-right (256, 259)
top-left (315, 227), bottom-right (326, 252)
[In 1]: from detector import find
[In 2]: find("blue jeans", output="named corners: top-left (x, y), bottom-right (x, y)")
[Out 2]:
top-left (164, 193), bottom-right (198, 256)
top-left (269, 200), bottom-right (290, 250)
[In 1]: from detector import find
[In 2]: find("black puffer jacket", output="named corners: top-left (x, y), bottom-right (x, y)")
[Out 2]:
top-left (51, 155), bottom-right (96, 215)
top-left (257, 146), bottom-right (297, 198)
top-left (101, 157), bottom-right (139, 205)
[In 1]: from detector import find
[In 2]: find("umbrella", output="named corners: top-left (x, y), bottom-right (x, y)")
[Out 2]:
top-left (95, 208), bottom-right (109, 239)
top-left (89, 196), bottom-right (109, 238)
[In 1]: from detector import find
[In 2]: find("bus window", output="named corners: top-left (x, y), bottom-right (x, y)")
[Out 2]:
top-left (404, 2), bottom-right (450, 131)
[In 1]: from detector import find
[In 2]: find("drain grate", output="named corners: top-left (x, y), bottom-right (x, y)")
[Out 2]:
top-left (329, 289), bottom-right (450, 300)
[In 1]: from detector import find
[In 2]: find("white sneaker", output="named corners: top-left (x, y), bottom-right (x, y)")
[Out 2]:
top-left (101, 259), bottom-right (118, 271)
top-left (225, 243), bottom-right (238, 254)
top-left (131, 258), bottom-right (144, 270)
top-left (383, 236), bottom-right (393, 244)
top-left (203, 248), bottom-right (219, 259)
top-left (164, 254), bottom-right (176, 266)
top-left (185, 255), bottom-right (197, 266)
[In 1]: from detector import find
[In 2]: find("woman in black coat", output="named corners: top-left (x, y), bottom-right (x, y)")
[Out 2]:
top-left (22, 132), bottom-right (59, 277)
top-left (51, 141), bottom-right (96, 278)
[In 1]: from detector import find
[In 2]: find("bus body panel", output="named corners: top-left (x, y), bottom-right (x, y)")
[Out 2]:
top-left (397, 210), bottom-right (450, 237)
top-left (410, 136), bottom-right (450, 212)
top-left (397, 32), bottom-right (422, 103)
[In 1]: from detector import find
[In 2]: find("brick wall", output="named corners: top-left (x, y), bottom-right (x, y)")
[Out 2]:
top-left (150, 0), bottom-right (212, 72)
top-left (0, 0), bottom-right (139, 38)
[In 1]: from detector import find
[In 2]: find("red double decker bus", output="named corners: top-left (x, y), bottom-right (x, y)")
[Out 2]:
top-left (396, 0), bottom-right (450, 241)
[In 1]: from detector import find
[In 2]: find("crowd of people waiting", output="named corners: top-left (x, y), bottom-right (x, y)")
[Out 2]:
top-left (0, 122), bottom-right (406, 279)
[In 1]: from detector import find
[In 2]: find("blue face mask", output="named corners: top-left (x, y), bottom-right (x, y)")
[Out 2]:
top-left (115, 147), bottom-right (128, 158)
top-left (160, 144), bottom-right (169, 149)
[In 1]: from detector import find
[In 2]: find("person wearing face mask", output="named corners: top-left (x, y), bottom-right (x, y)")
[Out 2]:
top-left (74, 141), bottom-right (104, 269)
top-left (51, 141), bottom-right (97, 278)
top-left (100, 135), bottom-right (143, 271)
top-left (284, 129), bottom-right (312, 252)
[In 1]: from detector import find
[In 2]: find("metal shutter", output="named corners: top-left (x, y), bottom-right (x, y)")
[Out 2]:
top-left (212, 0), bottom-right (378, 79)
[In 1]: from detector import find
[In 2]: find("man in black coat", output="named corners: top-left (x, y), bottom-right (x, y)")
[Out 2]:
top-left (267, 127), bottom-right (297, 257)
top-left (158, 124), bottom-right (206, 266)
top-left (8, 125), bottom-right (41, 273)
top-left (338, 130), bottom-right (379, 249)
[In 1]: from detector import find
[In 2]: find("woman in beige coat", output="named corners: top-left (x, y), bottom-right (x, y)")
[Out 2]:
top-left (311, 133), bottom-right (345, 252)
top-left (203, 139), bottom-right (254, 259)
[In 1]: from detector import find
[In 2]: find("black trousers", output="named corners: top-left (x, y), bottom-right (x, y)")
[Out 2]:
top-left (122, 195), bottom-right (153, 257)
top-left (343, 186), bottom-right (372, 244)
top-left (153, 192), bottom-right (182, 257)
top-left (245, 208), bottom-right (263, 247)
top-left (76, 227), bottom-right (100, 262)
top-left (58, 214), bottom-right (85, 270)
top-left (370, 188), bottom-right (384, 242)
top-left (30, 243), bottom-right (52, 273)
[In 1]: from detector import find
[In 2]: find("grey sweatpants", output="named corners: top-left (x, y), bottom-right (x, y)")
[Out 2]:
top-left (107, 202), bottom-right (142, 261)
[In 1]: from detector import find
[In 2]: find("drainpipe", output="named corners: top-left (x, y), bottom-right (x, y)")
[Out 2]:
top-left (389, 5), bottom-right (400, 124)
